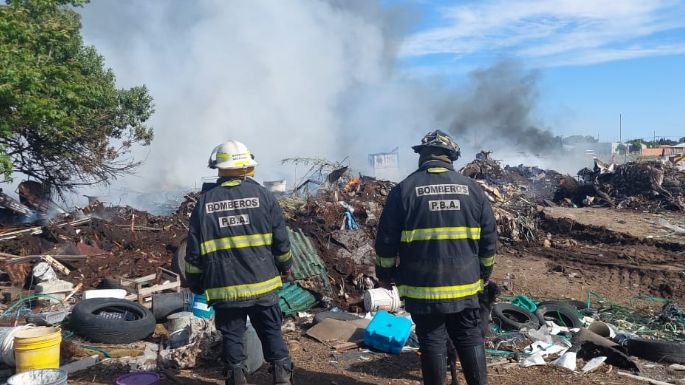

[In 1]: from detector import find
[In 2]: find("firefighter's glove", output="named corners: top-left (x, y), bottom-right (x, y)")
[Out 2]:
top-left (281, 269), bottom-right (295, 283)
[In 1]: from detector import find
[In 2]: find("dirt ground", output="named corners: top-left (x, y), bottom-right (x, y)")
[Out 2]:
top-left (69, 243), bottom-right (685, 385)
top-left (68, 334), bottom-right (669, 385)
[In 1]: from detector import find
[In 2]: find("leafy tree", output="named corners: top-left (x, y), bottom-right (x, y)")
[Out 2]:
top-left (0, 0), bottom-right (154, 195)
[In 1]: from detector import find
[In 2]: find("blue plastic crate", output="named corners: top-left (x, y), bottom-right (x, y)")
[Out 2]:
top-left (363, 310), bottom-right (412, 354)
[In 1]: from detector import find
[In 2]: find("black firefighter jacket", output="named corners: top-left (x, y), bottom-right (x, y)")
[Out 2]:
top-left (375, 160), bottom-right (497, 314)
top-left (185, 177), bottom-right (292, 308)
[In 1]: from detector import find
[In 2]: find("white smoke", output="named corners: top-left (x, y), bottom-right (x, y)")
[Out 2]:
top-left (79, 0), bottom-right (424, 193)
top-left (76, 0), bottom-right (589, 208)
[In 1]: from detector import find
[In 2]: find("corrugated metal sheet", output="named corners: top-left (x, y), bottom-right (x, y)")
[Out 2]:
top-left (287, 227), bottom-right (332, 294)
top-left (277, 282), bottom-right (316, 316)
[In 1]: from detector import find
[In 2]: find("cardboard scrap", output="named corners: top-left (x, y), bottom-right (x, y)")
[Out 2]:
top-left (306, 318), bottom-right (369, 344)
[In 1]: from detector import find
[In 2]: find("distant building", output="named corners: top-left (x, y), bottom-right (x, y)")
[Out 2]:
top-left (641, 144), bottom-right (685, 157)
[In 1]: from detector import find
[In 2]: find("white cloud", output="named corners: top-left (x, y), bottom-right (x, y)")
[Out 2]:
top-left (401, 0), bottom-right (685, 66)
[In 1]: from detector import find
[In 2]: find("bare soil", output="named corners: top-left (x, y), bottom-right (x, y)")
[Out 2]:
top-left (68, 334), bottom-right (666, 385)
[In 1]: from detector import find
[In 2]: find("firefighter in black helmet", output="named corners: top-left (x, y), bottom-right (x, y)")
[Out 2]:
top-left (375, 130), bottom-right (497, 385)
top-left (185, 140), bottom-right (294, 385)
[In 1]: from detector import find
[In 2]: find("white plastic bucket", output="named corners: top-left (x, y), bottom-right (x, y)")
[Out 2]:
top-left (363, 286), bottom-right (401, 312)
top-left (0, 325), bottom-right (33, 366)
top-left (83, 289), bottom-right (127, 299)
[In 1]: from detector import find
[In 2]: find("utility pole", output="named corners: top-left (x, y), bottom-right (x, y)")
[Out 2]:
top-left (619, 113), bottom-right (622, 143)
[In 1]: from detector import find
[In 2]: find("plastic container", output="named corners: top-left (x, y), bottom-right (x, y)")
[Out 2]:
top-left (512, 295), bottom-right (537, 313)
top-left (363, 286), bottom-right (401, 312)
top-left (6, 368), bottom-right (67, 385)
top-left (0, 325), bottom-right (32, 366)
top-left (363, 310), bottom-right (412, 354)
top-left (26, 311), bottom-right (68, 326)
top-left (152, 291), bottom-right (192, 322)
top-left (588, 321), bottom-right (616, 338)
top-left (191, 293), bottom-right (214, 319)
top-left (115, 371), bottom-right (160, 385)
top-left (83, 289), bottom-right (127, 299)
top-left (245, 319), bottom-right (264, 374)
top-left (166, 311), bottom-right (194, 333)
top-left (13, 327), bottom-right (61, 373)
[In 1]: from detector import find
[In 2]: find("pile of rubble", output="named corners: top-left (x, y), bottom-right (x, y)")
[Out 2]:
top-left (554, 159), bottom-right (685, 211)
top-left (461, 151), bottom-right (562, 242)
top-left (0, 152), bottom-right (683, 383)
top-left (596, 161), bottom-right (685, 211)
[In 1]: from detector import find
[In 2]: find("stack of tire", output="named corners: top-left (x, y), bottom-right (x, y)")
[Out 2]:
top-left (69, 298), bottom-right (156, 344)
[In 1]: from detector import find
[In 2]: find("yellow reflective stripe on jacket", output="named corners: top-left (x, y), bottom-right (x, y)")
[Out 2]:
top-left (185, 262), bottom-right (202, 274)
top-left (221, 180), bottom-right (242, 187)
top-left (275, 250), bottom-right (292, 263)
top-left (398, 279), bottom-right (483, 300)
top-left (400, 227), bottom-right (481, 243)
top-left (480, 255), bottom-right (495, 267)
top-left (375, 255), bottom-right (397, 268)
top-left (205, 275), bottom-right (282, 301)
top-left (200, 233), bottom-right (273, 255)
top-left (427, 167), bottom-right (449, 173)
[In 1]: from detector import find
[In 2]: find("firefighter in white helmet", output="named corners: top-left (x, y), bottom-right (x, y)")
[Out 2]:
top-left (186, 140), bottom-right (294, 385)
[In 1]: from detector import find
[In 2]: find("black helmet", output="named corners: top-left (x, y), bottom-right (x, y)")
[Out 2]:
top-left (412, 130), bottom-right (461, 161)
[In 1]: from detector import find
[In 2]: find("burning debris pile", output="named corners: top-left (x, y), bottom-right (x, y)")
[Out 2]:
top-left (280, 175), bottom-right (394, 310)
top-left (0, 152), bottom-right (683, 312)
top-left (0, 154), bottom-right (683, 384)
top-left (461, 151), bottom-right (562, 242)
top-left (0, 205), bottom-right (188, 290)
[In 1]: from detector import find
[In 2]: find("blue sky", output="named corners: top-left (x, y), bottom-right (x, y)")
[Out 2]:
top-left (396, 0), bottom-right (685, 142)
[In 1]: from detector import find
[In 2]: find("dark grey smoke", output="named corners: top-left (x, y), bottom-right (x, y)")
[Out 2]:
top-left (443, 61), bottom-right (562, 155)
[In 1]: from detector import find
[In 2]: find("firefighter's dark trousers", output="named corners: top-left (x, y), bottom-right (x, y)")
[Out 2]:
top-left (215, 304), bottom-right (290, 366)
top-left (412, 308), bottom-right (484, 354)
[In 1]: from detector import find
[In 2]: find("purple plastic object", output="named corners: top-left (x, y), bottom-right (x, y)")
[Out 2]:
top-left (114, 372), bottom-right (160, 385)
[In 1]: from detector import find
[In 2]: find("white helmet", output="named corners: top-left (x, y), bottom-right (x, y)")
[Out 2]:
top-left (208, 140), bottom-right (258, 170)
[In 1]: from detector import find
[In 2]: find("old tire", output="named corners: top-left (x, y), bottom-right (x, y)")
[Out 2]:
top-left (172, 238), bottom-right (188, 287)
top-left (492, 303), bottom-right (540, 331)
top-left (538, 300), bottom-right (596, 316)
top-left (535, 303), bottom-right (583, 328)
top-left (70, 298), bottom-right (156, 344)
top-left (625, 338), bottom-right (685, 364)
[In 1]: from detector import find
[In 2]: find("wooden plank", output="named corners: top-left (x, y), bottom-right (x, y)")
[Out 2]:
top-left (333, 341), bottom-right (361, 352)
top-left (43, 255), bottom-right (70, 275)
top-left (62, 283), bottom-right (83, 303)
top-left (137, 281), bottom-right (180, 296)
top-left (4, 254), bottom-right (93, 265)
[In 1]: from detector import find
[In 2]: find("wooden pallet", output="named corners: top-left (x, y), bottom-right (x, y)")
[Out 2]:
top-left (122, 267), bottom-right (181, 307)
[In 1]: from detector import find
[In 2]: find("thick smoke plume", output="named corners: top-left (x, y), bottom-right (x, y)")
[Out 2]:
top-left (443, 61), bottom-right (561, 154)
top-left (76, 0), bottom-right (580, 204)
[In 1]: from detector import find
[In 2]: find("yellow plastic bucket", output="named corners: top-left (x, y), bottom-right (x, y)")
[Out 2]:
top-left (13, 327), bottom-right (61, 373)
